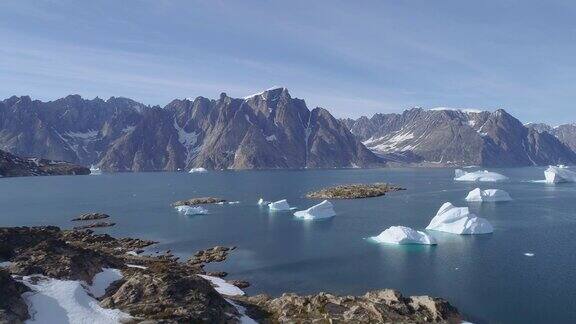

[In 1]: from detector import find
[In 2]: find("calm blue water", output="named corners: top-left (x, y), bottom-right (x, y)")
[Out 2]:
top-left (1, 168), bottom-right (575, 323)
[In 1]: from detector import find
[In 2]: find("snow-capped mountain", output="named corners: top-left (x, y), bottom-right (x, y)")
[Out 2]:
top-left (526, 122), bottom-right (576, 152)
top-left (342, 107), bottom-right (576, 167)
top-left (0, 88), bottom-right (382, 171)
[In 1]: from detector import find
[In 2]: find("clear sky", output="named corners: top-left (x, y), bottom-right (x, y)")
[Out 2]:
top-left (1, 0), bottom-right (575, 124)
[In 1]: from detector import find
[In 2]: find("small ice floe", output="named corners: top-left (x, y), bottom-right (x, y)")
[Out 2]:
top-left (197, 275), bottom-right (245, 296)
top-left (126, 264), bottom-right (148, 269)
top-left (175, 205), bottom-right (209, 215)
top-left (189, 167), bottom-right (208, 173)
top-left (228, 201), bottom-right (240, 205)
top-left (544, 165), bottom-right (576, 184)
top-left (293, 200), bottom-right (336, 220)
top-left (257, 198), bottom-right (270, 206)
top-left (426, 202), bottom-right (493, 234)
top-left (370, 226), bottom-right (436, 245)
top-left (89, 165), bottom-right (102, 175)
top-left (465, 188), bottom-right (512, 202)
top-left (524, 252), bottom-right (535, 257)
top-left (268, 199), bottom-right (292, 211)
top-left (454, 169), bottom-right (508, 182)
top-left (20, 272), bottom-right (131, 324)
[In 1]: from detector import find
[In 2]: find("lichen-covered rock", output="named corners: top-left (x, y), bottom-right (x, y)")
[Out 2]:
top-left (240, 289), bottom-right (460, 323)
top-left (307, 183), bottom-right (405, 199)
top-left (172, 197), bottom-right (226, 206)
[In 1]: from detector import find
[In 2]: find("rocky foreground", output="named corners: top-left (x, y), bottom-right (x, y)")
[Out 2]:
top-left (307, 183), bottom-right (405, 199)
top-left (0, 226), bottom-right (461, 323)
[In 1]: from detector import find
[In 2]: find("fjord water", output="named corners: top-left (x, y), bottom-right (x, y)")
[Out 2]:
top-left (1, 168), bottom-right (575, 323)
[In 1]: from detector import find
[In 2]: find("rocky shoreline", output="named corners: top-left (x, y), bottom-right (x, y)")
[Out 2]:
top-left (0, 226), bottom-right (461, 323)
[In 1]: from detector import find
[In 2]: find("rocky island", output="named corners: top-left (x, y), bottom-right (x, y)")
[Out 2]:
top-left (172, 197), bottom-right (227, 206)
top-left (0, 226), bottom-right (461, 323)
top-left (307, 183), bottom-right (405, 199)
top-left (0, 149), bottom-right (90, 178)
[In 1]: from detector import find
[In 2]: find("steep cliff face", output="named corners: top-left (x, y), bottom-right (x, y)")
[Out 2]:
top-left (345, 108), bottom-right (576, 167)
top-left (0, 88), bottom-right (383, 171)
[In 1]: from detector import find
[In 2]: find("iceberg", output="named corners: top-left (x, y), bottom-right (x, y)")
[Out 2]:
top-left (293, 200), bottom-right (336, 220)
top-left (257, 198), bottom-right (270, 206)
top-left (175, 205), bottom-right (208, 215)
top-left (544, 166), bottom-right (576, 184)
top-left (189, 167), bottom-right (208, 173)
top-left (465, 188), bottom-right (512, 202)
top-left (268, 199), bottom-right (291, 211)
top-left (426, 202), bottom-right (493, 234)
top-left (454, 169), bottom-right (508, 182)
top-left (370, 226), bottom-right (436, 245)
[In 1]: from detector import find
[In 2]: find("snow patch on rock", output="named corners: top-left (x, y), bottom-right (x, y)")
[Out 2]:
top-left (197, 275), bottom-right (245, 296)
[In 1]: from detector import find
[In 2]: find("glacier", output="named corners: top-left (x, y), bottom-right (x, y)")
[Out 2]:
top-left (454, 169), bottom-right (508, 182)
top-left (465, 188), bottom-right (512, 202)
top-left (293, 200), bottom-right (336, 220)
top-left (189, 167), bottom-right (208, 173)
top-left (426, 202), bottom-right (493, 234)
top-left (370, 226), bottom-right (436, 245)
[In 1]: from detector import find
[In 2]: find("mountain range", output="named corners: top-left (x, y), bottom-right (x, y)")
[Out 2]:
top-left (342, 108), bottom-right (576, 167)
top-left (1, 89), bottom-right (575, 171)
top-left (0, 88), bottom-right (381, 171)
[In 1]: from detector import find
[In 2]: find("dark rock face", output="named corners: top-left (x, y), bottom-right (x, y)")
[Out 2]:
top-left (240, 289), bottom-right (461, 323)
top-left (72, 221), bottom-right (116, 230)
top-left (0, 149), bottom-right (89, 177)
top-left (0, 268), bottom-right (30, 324)
top-left (528, 123), bottom-right (576, 153)
top-left (0, 89), bottom-right (383, 171)
top-left (344, 108), bottom-right (576, 167)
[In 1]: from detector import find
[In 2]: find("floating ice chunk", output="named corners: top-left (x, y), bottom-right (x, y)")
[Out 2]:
top-left (426, 202), bottom-right (493, 234)
top-left (465, 188), bottom-right (512, 202)
top-left (454, 169), bottom-right (508, 182)
top-left (257, 198), bottom-right (270, 206)
top-left (20, 274), bottom-right (132, 324)
top-left (544, 166), bottom-right (576, 184)
top-left (370, 226), bottom-right (436, 245)
top-left (189, 167), bottom-right (208, 173)
top-left (524, 252), bottom-right (535, 257)
top-left (268, 199), bottom-right (291, 211)
top-left (175, 205), bottom-right (209, 215)
top-left (197, 275), bottom-right (245, 296)
top-left (293, 200), bottom-right (336, 220)
top-left (228, 201), bottom-right (240, 205)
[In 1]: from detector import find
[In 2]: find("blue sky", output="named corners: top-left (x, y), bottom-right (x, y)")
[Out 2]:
top-left (1, 0), bottom-right (575, 124)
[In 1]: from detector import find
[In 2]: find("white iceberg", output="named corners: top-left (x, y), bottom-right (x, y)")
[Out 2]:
top-left (175, 205), bottom-right (209, 215)
top-left (370, 226), bottom-right (436, 245)
top-left (189, 167), bottom-right (208, 173)
top-left (426, 202), bottom-right (493, 234)
top-left (268, 199), bottom-right (291, 211)
top-left (257, 198), bottom-right (270, 206)
top-left (293, 200), bottom-right (336, 220)
top-left (89, 165), bottom-right (102, 175)
top-left (465, 188), bottom-right (512, 202)
top-left (544, 166), bottom-right (576, 184)
top-left (454, 169), bottom-right (508, 182)
top-left (20, 274), bottom-right (131, 324)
